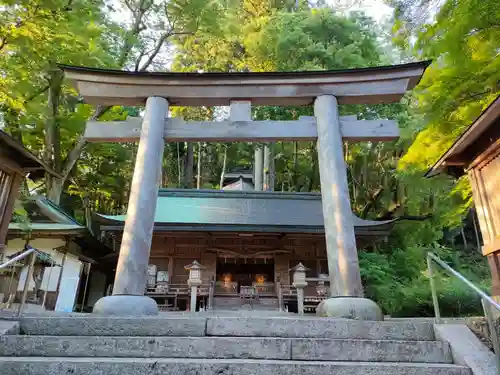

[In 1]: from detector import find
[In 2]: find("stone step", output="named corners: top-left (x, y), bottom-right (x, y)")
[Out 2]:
top-left (19, 316), bottom-right (206, 337)
top-left (206, 317), bottom-right (436, 340)
top-left (0, 336), bottom-right (452, 363)
top-left (213, 297), bottom-right (278, 305)
top-left (18, 316), bottom-right (435, 340)
top-left (212, 297), bottom-right (279, 310)
top-left (0, 357), bottom-right (471, 375)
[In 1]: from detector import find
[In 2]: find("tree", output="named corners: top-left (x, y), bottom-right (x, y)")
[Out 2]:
top-left (1, 0), bottom-right (223, 204)
top-left (393, 0), bottom-right (500, 170)
top-left (390, 0), bottom-right (500, 232)
top-left (0, 0), bottom-right (120, 203)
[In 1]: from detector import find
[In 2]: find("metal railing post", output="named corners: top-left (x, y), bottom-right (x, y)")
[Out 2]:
top-left (80, 263), bottom-right (92, 312)
top-left (41, 260), bottom-right (55, 309)
top-left (18, 251), bottom-right (36, 316)
top-left (427, 253), bottom-right (441, 322)
top-left (427, 251), bottom-right (500, 375)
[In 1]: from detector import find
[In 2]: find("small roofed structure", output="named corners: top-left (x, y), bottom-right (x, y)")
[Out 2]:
top-left (0, 130), bottom-right (58, 256)
top-left (3, 196), bottom-right (113, 312)
top-left (426, 96), bottom-right (500, 302)
top-left (221, 168), bottom-right (254, 191)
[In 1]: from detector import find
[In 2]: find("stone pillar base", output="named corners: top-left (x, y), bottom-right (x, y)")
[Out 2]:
top-left (93, 295), bottom-right (158, 316)
top-left (316, 297), bottom-right (383, 321)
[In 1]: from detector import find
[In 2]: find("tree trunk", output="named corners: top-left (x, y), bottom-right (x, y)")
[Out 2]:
top-left (219, 144), bottom-right (227, 189)
top-left (293, 142), bottom-right (299, 191)
top-left (44, 69), bottom-right (64, 202)
top-left (460, 227), bottom-right (468, 248)
top-left (263, 144), bottom-right (270, 191)
top-left (46, 177), bottom-right (63, 205)
top-left (177, 143), bottom-right (182, 188)
top-left (307, 141), bottom-right (317, 192)
top-left (471, 208), bottom-right (482, 251)
top-left (83, 196), bottom-right (92, 232)
top-left (183, 143), bottom-right (194, 188)
top-left (196, 142), bottom-right (202, 189)
top-left (268, 143), bottom-right (275, 191)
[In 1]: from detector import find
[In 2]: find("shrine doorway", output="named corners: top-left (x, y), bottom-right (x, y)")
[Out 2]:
top-left (215, 257), bottom-right (275, 295)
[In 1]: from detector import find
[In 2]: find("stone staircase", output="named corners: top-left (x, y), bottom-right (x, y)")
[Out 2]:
top-left (213, 296), bottom-right (279, 311)
top-left (0, 315), bottom-right (471, 375)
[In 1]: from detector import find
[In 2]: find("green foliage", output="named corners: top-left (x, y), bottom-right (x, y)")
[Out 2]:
top-left (396, 0), bottom-right (499, 214)
top-left (0, 0), bottom-right (116, 111)
top-left (360, 245), bottom-right (490, 316)
top-left (244, 10), bottom-right (381, 71)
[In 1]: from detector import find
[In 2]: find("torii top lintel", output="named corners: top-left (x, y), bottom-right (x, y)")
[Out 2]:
top-left (59, 61), bottom-right (430, 107)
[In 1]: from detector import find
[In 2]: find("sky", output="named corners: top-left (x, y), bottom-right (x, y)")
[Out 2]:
top-left (326, 0), bottom-right (393, 22)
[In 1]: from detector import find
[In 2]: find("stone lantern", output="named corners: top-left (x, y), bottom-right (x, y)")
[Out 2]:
top-left (185, 261), bottom-right (205, 312)
top-left (291, 262), bottom-right (309, 315)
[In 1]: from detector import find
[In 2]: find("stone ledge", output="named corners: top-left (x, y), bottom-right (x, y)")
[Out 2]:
top-left (0, 320), bottom-right (19, 335)
top-left (19, 316), bottom-right (206, 336)
top-left (291, 338), bottom-right (452, 363)
top-left (0, 357), bottom-right (471, 375)
top-left (0, 336), bottom-right (452, 363)
top-left (206, 317), bottom-right (435, 340)
top-left (434, 324), bottom-right (497, 375)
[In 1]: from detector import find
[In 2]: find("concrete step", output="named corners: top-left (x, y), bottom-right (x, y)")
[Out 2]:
top-left (0, 336), bottom-right (452, 363)
top-left (18, 316), bottom-right (435, 340)
top-left (0, 357), bottom-right (471, 375)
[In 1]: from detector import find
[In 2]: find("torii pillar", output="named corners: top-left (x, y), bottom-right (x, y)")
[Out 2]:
top-left (93, 97), bottom-right (168, 315)
top-left (314, 95), bottom-right (382, 320)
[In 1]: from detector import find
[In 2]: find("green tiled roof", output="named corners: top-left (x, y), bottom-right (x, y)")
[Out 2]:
top-left (96, 189), bottom-right (396, 234)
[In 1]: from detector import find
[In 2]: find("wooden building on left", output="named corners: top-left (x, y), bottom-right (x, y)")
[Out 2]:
top-left (0, 130), bottom-right (112, 312)
top-left (0, 129), bottom-right (56, 253)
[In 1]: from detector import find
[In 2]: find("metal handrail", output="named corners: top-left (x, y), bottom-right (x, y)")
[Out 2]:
top-left (0, 246), bottom-right (36, 269)
top-left (0, 245), bottom-right (38, 317)
top-left (427, 252), bottom-right (500, 372)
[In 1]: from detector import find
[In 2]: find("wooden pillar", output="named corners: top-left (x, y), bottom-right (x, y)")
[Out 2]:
top-left (167, 256), bottom-right (174, 283)
top-left (314, 95), bottom-right (363, 297)
top-left (488, 253), bottom-right (500, 302)
top-left (0, 173), bottom-right (22, 254)
top-left (112, 97), bottom-right (169, 296)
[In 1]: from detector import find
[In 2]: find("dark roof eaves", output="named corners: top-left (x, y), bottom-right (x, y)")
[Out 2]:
top-left (157, 188), bottom-right (322, 200)
top-left (0, 130), bottom-right (61, 178)
top-left (58, 60), bottom-right (432, 79)
top-left (98, 223), bottom-right (394, 234)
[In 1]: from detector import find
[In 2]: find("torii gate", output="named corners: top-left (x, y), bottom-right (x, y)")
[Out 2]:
top-left (60, 61), bottom-right (429, 318)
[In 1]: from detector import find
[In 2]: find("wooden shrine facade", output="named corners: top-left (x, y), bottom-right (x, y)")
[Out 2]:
top-left (95, 189), bottom-right (396, 311)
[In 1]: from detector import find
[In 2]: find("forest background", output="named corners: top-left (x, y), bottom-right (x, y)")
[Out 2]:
top-left (1, 0), bottom-right (498, 316)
